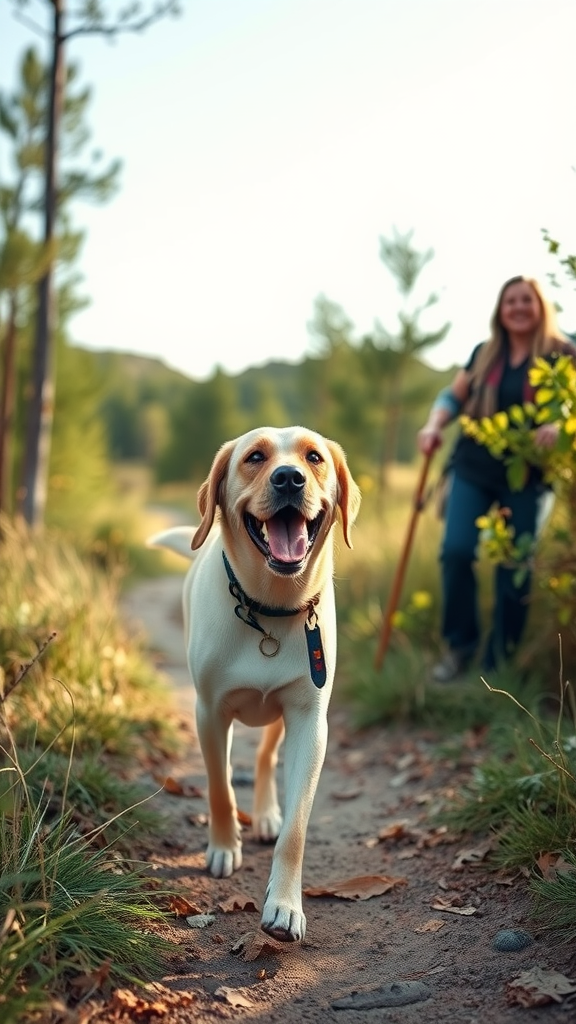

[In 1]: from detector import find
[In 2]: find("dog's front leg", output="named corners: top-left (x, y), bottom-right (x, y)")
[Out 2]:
top-left (195, 699), bottom-right (242, 878)
top-left (260, 706), bottom-right (328, 942)
top-left (253, 717), bottom-right (284, 842)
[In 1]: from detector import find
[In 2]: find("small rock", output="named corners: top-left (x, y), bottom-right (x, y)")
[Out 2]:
top-left (186, 913), bottom-right (216, 929)
top-left (493, 929), bottom-right (533, 952)
top-left (332, 980), bottom-right (431, 1010)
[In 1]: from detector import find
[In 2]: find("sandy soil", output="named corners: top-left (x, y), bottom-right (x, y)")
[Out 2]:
top-left (103, 575), bottom-right (576, 1024)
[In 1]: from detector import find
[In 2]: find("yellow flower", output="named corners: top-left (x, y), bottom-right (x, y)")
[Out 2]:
top-left (556, 573), bottom-right (573, 595)
top-left (493, 412), bottom-right (509, 431)
top-left (535, 387), bottom-right (555, 405)
top-left (410, 591), bottom-right (432, 610)
top-left (509, 405), bottom-right (525, 425)
top-left (391, 611), bottom-right (405, 629)
top-left (529, 365), bottom-right (546, 386)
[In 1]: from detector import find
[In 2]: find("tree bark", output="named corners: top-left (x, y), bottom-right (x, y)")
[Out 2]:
top-left (21, 0), bottom-right (64, 527)
top-left (0, 294), bottom-right (18, 516)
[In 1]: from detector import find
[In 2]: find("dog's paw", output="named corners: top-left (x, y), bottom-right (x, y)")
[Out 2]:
top-left (252, 807), bottom-right (283, 843)
top-left (206, 843), bottom-right (242, 878)
top-left (260, 900), bottom-right (306, 942)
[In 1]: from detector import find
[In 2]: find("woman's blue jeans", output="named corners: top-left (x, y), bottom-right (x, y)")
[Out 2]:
top-left (440, 472), bottom-right (541, 671)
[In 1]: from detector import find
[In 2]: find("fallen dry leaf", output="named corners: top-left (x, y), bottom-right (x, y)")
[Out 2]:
top-left (375, 822), bottom-right (452, 852)
top-left (377, 820), bottom-right (413, 842)
top-left (451, 841), bottom-right (492, 871)
top-left (69, 959), bottom-right (111, 997)
top-left (552, 855), bottom-right (576, 876)
top-left (109, 984), bottom-right (195, 1019)
top-left (237, 808), bottom-right (252, 826)
top-left (431, 896), bottom-right (479, 916)
top-left (215, 985), bottom-right (254, 1008)
top-left (187, 812), bottom-right (208, 827)
top-left (169, 895), bottom-right (203, 917)
top-left (420, 826), bottom-right (452, 848)
top-left (153, 775), bottom-right (203, 798)
top-left (230, 930), bottom-right (287, 961)
top-left (415, 919), bottom-right (446, 933)
top-left (110, 989), bottom-right (168, 1019)
top-left (493, 871), bottom-right (517, 886)
top-left (218, 893), bottom-right (259, 913)
top-left (536, 851), bottom-right (559, 881)
top-left (536, 851), bottom-right (576, 881)
top-left (303, 874), bottom-right (407, 901)
top-left (145, 982), bottom-right (196, 1007)
top-left (506, 967), bottom-right (576, 1007)
top-left (331, 789), bottom-right (362, 800)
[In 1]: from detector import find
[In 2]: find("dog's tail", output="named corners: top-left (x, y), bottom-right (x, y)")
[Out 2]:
top-left (146, 526), bottom-right (198, 561)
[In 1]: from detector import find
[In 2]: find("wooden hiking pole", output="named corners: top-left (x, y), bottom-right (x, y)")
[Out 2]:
top-left (374, 451), bottom-right (434, 671)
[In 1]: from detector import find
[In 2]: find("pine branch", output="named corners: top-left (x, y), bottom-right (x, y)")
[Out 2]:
top-left (63, 2), bottom-right (180, 42)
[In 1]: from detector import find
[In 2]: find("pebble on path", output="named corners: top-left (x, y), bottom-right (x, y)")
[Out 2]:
top-left (332, 980), bottom-right (431, 1010)
top-left (492, 929), bottom-right (534, 952)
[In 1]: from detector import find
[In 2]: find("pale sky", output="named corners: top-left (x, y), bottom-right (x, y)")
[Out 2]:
top-left (2, 0), bottom-right (576, 381)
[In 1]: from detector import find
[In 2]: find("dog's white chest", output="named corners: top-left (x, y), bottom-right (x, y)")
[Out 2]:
top-left (189, 605), bottom-right (334, 696)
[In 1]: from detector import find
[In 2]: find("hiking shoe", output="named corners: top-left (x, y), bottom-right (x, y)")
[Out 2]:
top-left (432, 650), bottom-right (469, 683)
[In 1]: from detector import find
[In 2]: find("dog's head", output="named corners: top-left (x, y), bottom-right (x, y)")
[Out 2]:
top-left (192, 426), bottom-right (360, 580)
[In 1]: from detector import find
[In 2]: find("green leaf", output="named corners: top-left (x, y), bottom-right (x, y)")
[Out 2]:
top-left (512, 568), bottom-right (528, 588)
top-left (506, 456), bottom-right (528, 492)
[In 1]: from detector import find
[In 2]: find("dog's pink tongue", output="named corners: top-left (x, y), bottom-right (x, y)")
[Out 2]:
top-left (266, 513), bottom-right (308, 562)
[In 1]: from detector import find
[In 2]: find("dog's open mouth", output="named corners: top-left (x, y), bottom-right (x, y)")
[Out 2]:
top-left (244, 507), bottom-right (325, 574)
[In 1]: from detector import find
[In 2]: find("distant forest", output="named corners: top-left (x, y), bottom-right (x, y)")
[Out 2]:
top-left (92, 340), bottom-right (454, 485)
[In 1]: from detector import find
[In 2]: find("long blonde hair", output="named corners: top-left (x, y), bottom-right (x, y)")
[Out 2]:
top-left (470, 275), bottom-right (567, 386)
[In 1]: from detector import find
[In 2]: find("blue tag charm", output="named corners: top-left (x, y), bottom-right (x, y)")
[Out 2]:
top-left (306, 621), bottom-right (327, 688)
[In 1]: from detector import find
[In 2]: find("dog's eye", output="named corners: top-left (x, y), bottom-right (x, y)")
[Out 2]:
top-left (246, 450), bottom-right (266, 464)
top-left (307, 450), bottom-right (323, 465)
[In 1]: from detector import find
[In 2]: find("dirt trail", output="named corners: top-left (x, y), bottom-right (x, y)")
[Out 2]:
top-left (118, 575), bottom-right (576, 1024)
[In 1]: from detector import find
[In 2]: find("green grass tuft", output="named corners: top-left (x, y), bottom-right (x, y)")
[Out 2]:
top-left (0, 515), bottom-right (180, 760)
top-left (531, 851), bottom-right (576, 943)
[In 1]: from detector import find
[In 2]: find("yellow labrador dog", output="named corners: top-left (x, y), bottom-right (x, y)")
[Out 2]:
top-left (148, 426), bottom-right (360, 942)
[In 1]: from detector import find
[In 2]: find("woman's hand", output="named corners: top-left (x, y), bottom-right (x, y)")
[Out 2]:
top-left (534, 423), bottom-right (560, 449)
top-left (417, 424), bottom-right (443, 456)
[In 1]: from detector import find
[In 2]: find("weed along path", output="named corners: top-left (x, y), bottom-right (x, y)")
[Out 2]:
top-left (115, 574), bottom-right (576, 1024)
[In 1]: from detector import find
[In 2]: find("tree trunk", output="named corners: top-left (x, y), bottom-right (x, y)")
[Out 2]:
top-left (0, 293), bottom-right (18, 516)
top-left (21, 0), bottom-right (64, 527)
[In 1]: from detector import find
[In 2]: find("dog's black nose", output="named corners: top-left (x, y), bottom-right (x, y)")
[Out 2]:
top-left (270, 465), bottom-right (306, 496)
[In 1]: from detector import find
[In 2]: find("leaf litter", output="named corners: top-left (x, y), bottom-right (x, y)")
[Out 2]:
top-left (110, 577), bottom-right (576, 1024)
top-left (303, 874), bottom-right (407, 900)
top-left (506, 966), bottom-right (576, 1007)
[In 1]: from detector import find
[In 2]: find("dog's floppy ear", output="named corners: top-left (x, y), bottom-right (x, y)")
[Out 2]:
top-left (326, 440), bottom-right (361, 548)
top-left (192, 439), bottom-right (236, 550)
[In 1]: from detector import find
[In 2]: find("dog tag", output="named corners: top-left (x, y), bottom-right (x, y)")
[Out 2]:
top-left (305, 623), bottom-right (327, 688)
top-left (259, 633), bottom-right (280, 657)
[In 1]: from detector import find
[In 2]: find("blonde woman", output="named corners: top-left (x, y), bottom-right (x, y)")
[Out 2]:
top-left (418, 276), bottom-right (575, 682)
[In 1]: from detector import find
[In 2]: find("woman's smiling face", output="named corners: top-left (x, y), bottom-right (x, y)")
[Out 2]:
top-left (498, 280), bottom-right (542, 336)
